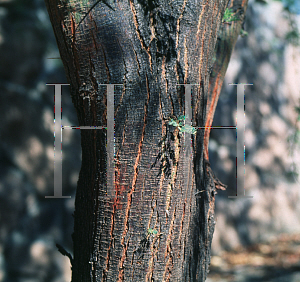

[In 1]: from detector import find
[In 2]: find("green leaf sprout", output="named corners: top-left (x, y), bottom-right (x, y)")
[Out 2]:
top-left (148, 228), bottom-right (158, 235)
top-left (222, 8), bottom-right (240, 23)
top-left (168, 116), bottom-right (197, 136)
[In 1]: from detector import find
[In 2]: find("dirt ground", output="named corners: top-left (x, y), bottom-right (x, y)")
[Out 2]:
top-left (207, 233), bottom-right (300, 282)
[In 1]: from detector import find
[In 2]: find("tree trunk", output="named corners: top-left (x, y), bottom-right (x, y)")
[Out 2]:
top-left (44, 0), bottom-right (247, 280)
top-left (204, 0), bottom-right (249, 162)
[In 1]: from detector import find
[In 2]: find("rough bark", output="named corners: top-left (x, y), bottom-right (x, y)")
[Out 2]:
top-left (204, 0), bottom-right (249, 163)
top-left (43, 0), bottom-right (247, 281)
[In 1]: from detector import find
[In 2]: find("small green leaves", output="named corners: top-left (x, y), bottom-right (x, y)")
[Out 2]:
top-left (168, 118), bottom-right (180, 127)
top-left (134, 228), bottom-right (160, 261)
top-left (177, 115), bottom-right (185, 121)
top-left (222, 8), bottom-right (240, 23)
top-left (179, 125), bottom-right (197, 135)
top-left (151, 114), bottom-right (196, 186)
top-left (147, 228), bottom-right (158, 235)
top-left (240, 29), bottom-right (248, 37)
top-left (168, 115), bottom-right (197, 136)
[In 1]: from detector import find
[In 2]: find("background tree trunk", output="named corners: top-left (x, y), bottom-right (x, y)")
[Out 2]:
top-left (44, 0), bottom-right (247, 280)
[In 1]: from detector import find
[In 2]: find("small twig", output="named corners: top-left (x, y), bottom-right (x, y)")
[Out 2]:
top-left (204, 159), bottom-right (227, 191)
top-left (56, 243), bottom-right (73, 266)
top-left (195, 190), bottom-right (205, 195)
top-left (75, 0), bottom-right (115, 32)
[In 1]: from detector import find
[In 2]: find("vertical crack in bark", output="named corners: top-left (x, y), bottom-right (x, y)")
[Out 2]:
top-left (91, 28), bottom-right (99, 52)
top-left (117, 73), bottom-right (151, 281)
top-left (183, 37), bottom-right (189, 82)
top-left (204, 75), bottom-right (221, 160)
top-left (102, 202), bottom-right (115, 279)
top-left (175, 0), bottom-right (188, 49)
top-left (129, 0), bottom-right (153, 72)
top-left (165, 126), bottom-right (180, 218)
top-left (163, 206), bottom-right (176, 282)
top-left (205, 2), bottom-right (219, 79)
top-left (143, 189), bottom-right (160, 278)
top-left (161, 57), bottom-right (167, 95)
top-left (100, 44), bottom-right (111, 83)
top-left (116, 37), bottom-right (129, 85)
top-left (196, 2), bottom-right (215, 83)
top-left (145, 230), bottom-right (158, 281)
top-left (178, 201), bottom-right (186, 258)
top-left (131, 41), bottom-right (141, 73)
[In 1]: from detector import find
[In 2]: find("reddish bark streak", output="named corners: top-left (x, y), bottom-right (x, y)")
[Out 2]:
top-left (204, 73), bottom-right (222, 160)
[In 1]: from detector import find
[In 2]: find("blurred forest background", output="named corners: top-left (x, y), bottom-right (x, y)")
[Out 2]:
top-left (0, 0), bottom-right (300, 281)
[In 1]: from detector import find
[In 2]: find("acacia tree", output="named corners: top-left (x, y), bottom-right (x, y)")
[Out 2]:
top-left (44, 0), bottom-right (248, 280)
